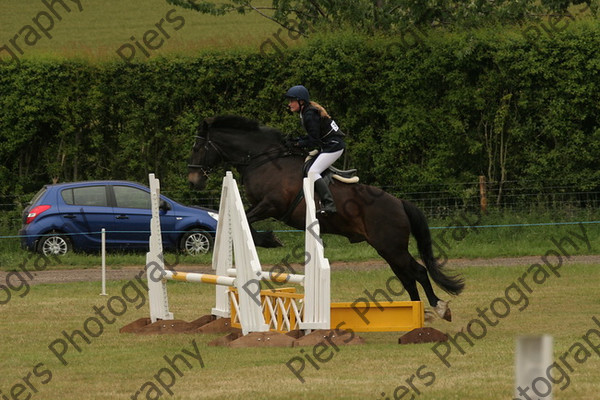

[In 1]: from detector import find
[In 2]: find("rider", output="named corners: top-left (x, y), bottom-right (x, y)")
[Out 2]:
top-left (285, 85), bottom-right (345, 215)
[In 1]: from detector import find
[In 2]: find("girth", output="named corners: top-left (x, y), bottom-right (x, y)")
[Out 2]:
top-left (279, 173), bottom-right (335, 224)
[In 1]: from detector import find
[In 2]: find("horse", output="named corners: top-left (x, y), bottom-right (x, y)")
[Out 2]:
top-left (187, 115), bottom-right (464, 321)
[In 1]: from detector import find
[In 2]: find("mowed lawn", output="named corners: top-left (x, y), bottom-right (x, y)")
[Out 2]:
top-left (0, 0), bottom-right (286, 62)
top-left (1, 262), bottom-right (599, 399)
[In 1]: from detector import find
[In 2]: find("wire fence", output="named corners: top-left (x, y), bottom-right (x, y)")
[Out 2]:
top-left (5, 220), bottom-right (600, 241)
top-left (2, 179), bottom-right (599, 222)
top-left (384, 180), bottom-right (600, 217)
top-left (174, 180), bottom-right (600, 218)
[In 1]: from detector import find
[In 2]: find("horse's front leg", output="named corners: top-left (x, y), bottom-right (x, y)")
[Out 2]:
top-left (245, 200), bottom-right (283, 248)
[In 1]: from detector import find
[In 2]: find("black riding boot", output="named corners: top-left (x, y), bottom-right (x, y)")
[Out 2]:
top-left (314, 178), bottom-right (337, 215)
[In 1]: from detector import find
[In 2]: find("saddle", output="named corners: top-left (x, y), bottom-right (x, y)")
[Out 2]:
top-left (303, 150), bottom-right (360, 184)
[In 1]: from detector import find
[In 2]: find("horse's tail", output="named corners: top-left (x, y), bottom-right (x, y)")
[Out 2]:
top-left (401, 200), bottom-right (465, 296)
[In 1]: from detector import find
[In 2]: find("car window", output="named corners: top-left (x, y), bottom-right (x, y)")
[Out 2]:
top-left (61, 186), bottom-right (108, 207)
top-left (29, 187), bottom-right (47, 206)
top-left (113, 186), bottom-right (151, 209)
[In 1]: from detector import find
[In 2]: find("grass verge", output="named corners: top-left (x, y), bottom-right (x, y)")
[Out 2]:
top-left (1, 211), bottom-right (598, 271)
top-left (1, 263), bottom-right (599, 399)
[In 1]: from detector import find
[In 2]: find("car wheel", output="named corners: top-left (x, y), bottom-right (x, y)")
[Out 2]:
top-left (180, 229), bottom-right (213, 255)
top-left (37, 232), bottom-right (72, 256)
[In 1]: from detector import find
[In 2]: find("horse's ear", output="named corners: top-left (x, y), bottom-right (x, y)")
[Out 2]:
top-left (201, 117), bottom-right (214, 134)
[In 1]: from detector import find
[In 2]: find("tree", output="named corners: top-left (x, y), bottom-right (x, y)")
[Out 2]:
top-left (166, 0), bottom-right (597, 34)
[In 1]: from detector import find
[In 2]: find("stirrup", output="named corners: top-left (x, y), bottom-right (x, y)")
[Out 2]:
top-left (317, 205), bottom-right (337, 216)
top-left (317, 210), bottom-right (334, 216)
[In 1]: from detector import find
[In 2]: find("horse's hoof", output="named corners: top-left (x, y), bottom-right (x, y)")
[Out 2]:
top-left (435, 300), bottom-right (452, 322)
top-left (442, 308), bottom-right (452, 322)
top-left (272, 235), bottom-right (284, 247)
top-left (254, 230), bottom-right (284, 248)
top-left (424, 310), bottom-right (436, 322)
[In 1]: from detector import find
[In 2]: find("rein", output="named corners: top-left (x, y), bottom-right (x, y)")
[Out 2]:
top-left (188, 123), bottom-right (306, 224)
top-left (187, 136), bottom-right (217, 179)
top-left (188, 133), bottom-right (294, 175)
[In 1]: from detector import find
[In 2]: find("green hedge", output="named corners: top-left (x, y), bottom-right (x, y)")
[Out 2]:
top-left (1, 21), bottom-right (599, 208)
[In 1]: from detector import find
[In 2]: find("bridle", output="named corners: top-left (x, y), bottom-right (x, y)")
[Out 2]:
top-left (187, 132), bottom-right (227, 178)
top-left (188, 127), bottom-right (293, 176)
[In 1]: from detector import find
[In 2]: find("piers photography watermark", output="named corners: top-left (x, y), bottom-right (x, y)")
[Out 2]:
top-left (0, 0), bottom-right (84, 65)
top-left (379, 222), bottom-right (593, 399)
top-left (129, 339), bottom-right (205, 400)
top-left (256, 7), bottom-right (432, 59)
top-left (0, 253), bottom-right (60, 306)
top-left (282, 207), bottom-right (482, 384)
top-left (116, 9), bottom-right (185, 63)
top-left (1, 258), bottom-right (184, 400)
top-left (514, 316), bottom-right (600, 399)
top-left (521, 2), bottom-right (592, 50)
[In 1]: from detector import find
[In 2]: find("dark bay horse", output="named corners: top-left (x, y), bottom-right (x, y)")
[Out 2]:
top-left (188, 115), bottom-right (464, 320)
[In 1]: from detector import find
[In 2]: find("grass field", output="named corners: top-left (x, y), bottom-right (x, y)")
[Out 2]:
top-left (0, 0), bottom-right (288, 62)
top-left (2, 3), bottom-right (600, 398)
top-left (2, 213), bottom-right (599, 270)
top-left (1, 263), bottom-right (599, 399)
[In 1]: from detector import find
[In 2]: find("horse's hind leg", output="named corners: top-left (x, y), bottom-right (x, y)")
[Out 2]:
top-left (408, 255), bottom-right (452, 321)
top-left (245, 199), bottom-right (284, 247)
top-left (390, 266), bottom-right (420, 302)
top-left (388, 260), bottom-right (446, 322)
top-left (371, 230), bottom-right (452, 321)
top-left (377, 249), bottom-right (418, 298)
top-left (384, 250), bottom-right (452, 322)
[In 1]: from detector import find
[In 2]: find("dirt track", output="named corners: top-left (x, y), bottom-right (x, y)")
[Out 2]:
top-left (3, 255), bottom-right (599, 286)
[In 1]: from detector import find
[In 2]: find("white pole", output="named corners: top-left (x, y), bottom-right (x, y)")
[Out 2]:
top-left (226, 268), bottom-right (305, 284)
top-left (100, 228), bottom-right (107, 296)
top-left (163, 270), bottom-right (236, 286)
top-left (515, 335), bottom-right (553, 400)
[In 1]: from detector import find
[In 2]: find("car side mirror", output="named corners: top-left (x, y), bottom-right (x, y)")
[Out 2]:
top-left (159, 200), bottom-right (171, 211)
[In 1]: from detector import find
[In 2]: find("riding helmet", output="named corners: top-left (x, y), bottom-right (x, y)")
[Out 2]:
top-left (285, 85), bottom-right (310, 103)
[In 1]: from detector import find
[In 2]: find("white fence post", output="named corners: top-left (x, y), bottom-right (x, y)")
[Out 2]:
top-left (515, 335), bottom-right (553, 400)
top-left (300, 172), bottom-right (331, 331)
top-left (212, 171), bottom-right (268, 334)
top-left (146, 173), bottom-right (173, 323)
top-left (100, 228), bottom-right (107, 296)
top-left (211, 173), bottom-right (233, 318)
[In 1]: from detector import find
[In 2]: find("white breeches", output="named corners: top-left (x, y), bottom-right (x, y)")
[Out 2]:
top-left (308, 149), bottom-right (344, 179)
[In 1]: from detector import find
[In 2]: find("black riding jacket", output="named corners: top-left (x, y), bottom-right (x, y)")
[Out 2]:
top-left (297, 105), bottom-right (346, 153)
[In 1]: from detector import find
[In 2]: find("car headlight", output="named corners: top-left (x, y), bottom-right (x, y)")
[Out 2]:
top-left (208, 211), bottom-right (219, 221)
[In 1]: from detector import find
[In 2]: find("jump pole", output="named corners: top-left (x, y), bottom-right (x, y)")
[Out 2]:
top-left (164, 270), bottom-right (236, 286)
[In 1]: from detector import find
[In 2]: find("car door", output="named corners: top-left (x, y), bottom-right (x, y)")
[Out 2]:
top-left (57, 185), bottom-right (116, 250)
top-left (110, 184), bottom-right (177, 249)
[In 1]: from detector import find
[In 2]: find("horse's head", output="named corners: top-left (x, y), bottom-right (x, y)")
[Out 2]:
top-left (188, 118), bottom-right (221, 189)
top-left (188, 115), bottom-right (286, 188)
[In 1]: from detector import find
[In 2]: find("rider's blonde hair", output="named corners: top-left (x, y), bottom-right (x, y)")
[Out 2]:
top-left (309, 101), bottom-right (331, 119)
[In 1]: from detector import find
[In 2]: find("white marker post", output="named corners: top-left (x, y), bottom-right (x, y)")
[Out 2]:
top-left (100, 228), bottom-right (107, 296)
top-left (515, 335), bottom-right (553, 400)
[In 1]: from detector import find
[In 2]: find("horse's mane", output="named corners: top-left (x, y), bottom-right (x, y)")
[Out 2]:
top-left (208, 115), bottom-right (285, 143)
top-left (209, 115), bottom-right (261, 131)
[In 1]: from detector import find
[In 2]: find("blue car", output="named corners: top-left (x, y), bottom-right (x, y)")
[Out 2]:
top-left (19, 180), bottom-right (218, 256)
